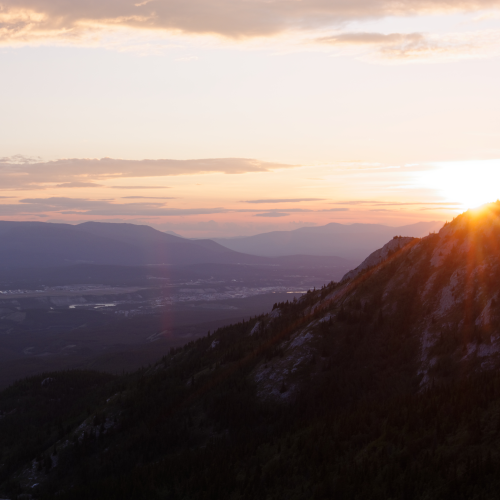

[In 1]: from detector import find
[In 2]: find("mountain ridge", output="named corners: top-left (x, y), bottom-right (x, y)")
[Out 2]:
top-left (2, 206), bottom-right (500, 499)
top-left (212, 220), bottom-right (444, 259)
top-left (0, 221), bottom-right (354, 269)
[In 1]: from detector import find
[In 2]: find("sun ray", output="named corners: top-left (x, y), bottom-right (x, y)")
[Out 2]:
top-left (417, 161), bottom-right (500, 210)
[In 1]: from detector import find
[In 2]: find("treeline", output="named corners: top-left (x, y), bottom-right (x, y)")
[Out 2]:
top-left (3, 244), bottom-right (500, 499)
top-left (0, 370), bottom-right (118, 493)
top-left (30, 366), bottom-right (500, 500)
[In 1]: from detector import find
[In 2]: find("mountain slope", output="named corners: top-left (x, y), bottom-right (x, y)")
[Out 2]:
top-left (259, 203), bottom-right (500, 398)
top-left (342, 235), bottom-right (417, 281)
top-left (75, 221), bottom-right (240, 265)
top-left (0, 221), bottom-right (143, 267)
top-left (2, 205), bottom-right (500, 499)
top-left (213, 220), bottom-right (444, 259)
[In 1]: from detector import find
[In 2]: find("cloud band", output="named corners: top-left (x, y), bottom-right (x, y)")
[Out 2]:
top-left (1, 0), bottom-right (499, 45)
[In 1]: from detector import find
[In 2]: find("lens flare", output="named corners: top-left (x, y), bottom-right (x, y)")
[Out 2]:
top-left (417, 160), bottom-right (500, 210)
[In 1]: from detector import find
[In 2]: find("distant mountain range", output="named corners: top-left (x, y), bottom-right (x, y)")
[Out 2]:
top-left (212, 220), bottom-right (444, 260)
top-left (3, 207), bottom-right (500, 499)
top-left (0, 221), bottom-right (355, 269)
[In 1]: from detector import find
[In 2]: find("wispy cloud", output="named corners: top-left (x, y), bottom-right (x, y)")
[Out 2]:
top-left (333, 200), bottom-right (462, 207)
top-left (320, 208), bottom-right (350, 212)
top-left (110, 186), bottom-right (172, 190)
top-left (320, 32), bottom-right (425, 46)
top-left (0, 197), bottom-right (230, 217)
top-left (0, 154), bottom-right (42, 164)
top-left (255, 212), bottom-right (290, 218)
top-left (333, 200), bottom-right (382, 205)
top-left (317, 29), bottom-right (500, 61)
top-left (243, 198), bottom-right (325, 204)
top-left (0, 196), bottom-right (341, 217)
top-left (0, 157), bottom-right (297, 190)
top-left (121, 196), bottom-right (177, 199)
top-left (55, 181), bottom-right (103, 188)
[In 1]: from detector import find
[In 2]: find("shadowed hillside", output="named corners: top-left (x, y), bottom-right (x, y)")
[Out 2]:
top-left (2, 205), bottom-right (500, 499)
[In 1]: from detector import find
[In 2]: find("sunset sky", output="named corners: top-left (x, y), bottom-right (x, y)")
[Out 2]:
top-left (1, 0), bottom-right (500, 237)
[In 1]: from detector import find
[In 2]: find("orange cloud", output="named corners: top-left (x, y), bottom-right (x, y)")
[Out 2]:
top-left (318, 29), bottom-right (500, 60)
top-left (1, 0), bottom-right (500, 45)
top-left (0, 157), bottom-right (297, 190)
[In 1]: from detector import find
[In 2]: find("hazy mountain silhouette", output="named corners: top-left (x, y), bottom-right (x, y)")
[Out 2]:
top-left (213, 220), bottom-right (444, 260)
top-left (0, 221), bottom-right (355, 269)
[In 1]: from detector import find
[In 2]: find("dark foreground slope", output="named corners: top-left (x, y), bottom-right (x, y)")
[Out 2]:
top-left (2, 205), bottom-right (500, 500)
top-left (4, 354), bottom-right (500, 500)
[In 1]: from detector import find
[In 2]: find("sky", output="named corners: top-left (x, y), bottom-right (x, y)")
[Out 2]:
top-left (1, 0), bottom-right (500, 237)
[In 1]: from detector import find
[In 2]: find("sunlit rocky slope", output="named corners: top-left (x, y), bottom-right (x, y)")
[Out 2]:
top-left (254, 202), bottom-right (500, 399)
top-left (2, 204), bottom-right (500, 500)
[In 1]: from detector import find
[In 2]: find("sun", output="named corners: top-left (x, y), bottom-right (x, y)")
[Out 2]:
top-left (419, 160), bottom-right (500, 210)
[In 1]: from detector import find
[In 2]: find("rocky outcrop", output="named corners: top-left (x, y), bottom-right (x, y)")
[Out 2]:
top-left (342, 236), bottom-right (417, 282)
top-left (255, 203), bottom-right (500, 399)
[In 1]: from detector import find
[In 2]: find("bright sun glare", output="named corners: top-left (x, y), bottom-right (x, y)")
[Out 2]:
top-left (419, 161), bottom-right (500, 210)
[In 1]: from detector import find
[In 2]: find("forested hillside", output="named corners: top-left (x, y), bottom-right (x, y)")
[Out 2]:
top-left (2, 204), bottom-right (500, 499)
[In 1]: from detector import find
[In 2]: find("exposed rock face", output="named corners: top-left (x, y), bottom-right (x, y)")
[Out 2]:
top-left (253, 203), bottom-right (500, 400)
top-left (342, 236), bottom-right (417, 282)
top-left (249, 322), bottom-right (261, 335)
top-left (41, 377), bottom-right (54, 387)
top-left (253, 326), bottom-right (315, 401)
